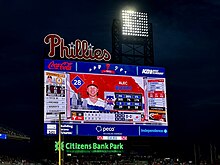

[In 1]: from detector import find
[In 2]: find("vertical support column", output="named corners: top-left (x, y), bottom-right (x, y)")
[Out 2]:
top-left (210, 143), bottom-right (213, 164)
top-left (194, 144), bottom-right (197, 165)
top-left (59, 112), bottom-right (62, 165)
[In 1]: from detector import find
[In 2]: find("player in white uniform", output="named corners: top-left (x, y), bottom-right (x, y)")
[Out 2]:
top-left (83, 81), bottom-right (105, 110)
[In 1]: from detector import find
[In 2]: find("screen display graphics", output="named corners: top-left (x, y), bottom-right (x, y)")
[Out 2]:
top-left (44, 59), bottom-right (168, 137)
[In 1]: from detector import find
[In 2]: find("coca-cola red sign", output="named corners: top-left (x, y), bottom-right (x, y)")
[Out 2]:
top-left (44, 34), bottom-right (111, 61)
top-left (48, 61), bottom-right (73, 71)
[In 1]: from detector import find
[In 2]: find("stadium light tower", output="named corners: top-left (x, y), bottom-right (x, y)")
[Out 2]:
top-left (112, 9), bottom-right (154, 66)
top-left (122, 10), bottom-right (149, 37)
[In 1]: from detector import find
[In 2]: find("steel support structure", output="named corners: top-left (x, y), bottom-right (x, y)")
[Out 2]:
top-left (112, 19), bottom-right (154, 66)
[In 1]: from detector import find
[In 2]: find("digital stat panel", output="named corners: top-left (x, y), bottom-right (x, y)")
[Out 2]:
top-left (44, 59), bottom-right (168, 137)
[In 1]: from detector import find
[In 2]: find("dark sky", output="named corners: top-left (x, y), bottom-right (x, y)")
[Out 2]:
top-left (0, 0), bottom-right (220, 145)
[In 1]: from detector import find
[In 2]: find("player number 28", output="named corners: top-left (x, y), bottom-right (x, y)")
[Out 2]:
top-left (74, 80), bottom-right (82, 85)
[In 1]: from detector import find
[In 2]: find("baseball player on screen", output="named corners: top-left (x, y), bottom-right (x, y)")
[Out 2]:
top-left (82, 80), bottom-right (105, 110)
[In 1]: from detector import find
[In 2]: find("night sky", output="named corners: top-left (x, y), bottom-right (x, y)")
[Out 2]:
top-left (0, 0), bottom-right (220, 151)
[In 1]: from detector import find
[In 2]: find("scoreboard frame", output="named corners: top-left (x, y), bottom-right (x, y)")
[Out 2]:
top-left (44, 59), bottom-right (168, 137)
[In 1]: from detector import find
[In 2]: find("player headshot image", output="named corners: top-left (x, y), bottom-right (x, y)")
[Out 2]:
top-left (83, 80), bottom-right (105, 110)
top-left (47, 76), bottom-right (53, 84)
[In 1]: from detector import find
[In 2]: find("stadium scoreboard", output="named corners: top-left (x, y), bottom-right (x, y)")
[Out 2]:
top-left (44, 59), bottom-right (168, 137)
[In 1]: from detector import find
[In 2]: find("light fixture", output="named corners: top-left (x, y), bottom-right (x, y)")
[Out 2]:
top-left (122, 10), bottom-right (148, 37)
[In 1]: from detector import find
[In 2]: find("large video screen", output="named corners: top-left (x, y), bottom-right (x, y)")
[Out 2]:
top-left (44, 59), bottom-right (168, 137)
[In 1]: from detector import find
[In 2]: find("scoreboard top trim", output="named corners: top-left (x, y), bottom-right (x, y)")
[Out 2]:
top-left (44, 59), bottom-right (165, 78)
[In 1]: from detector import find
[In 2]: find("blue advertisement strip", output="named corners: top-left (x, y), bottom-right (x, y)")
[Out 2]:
top-left (139, 125), bottom-right (168, 137)
top-left (44, 123), bottom-right (168, 137)
top-left (44, 59), bottom-right (76, 72)
top-left (0, 134), bottom-right (7, 139)
top-left (44, 59), bottom-right (166, 78)
top-left (77, 62), bottom-right (137, 76)
top-left (77, 124), bottom-right (139, 136)
top-left (137, 66), bottom-right (165, 78)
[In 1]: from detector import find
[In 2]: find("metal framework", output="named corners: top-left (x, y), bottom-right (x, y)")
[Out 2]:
top-left (112, 19), bottom-right (154, 66)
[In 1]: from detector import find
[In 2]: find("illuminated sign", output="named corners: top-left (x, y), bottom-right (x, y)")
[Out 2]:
top-left (0, 134), bottom-right (7, 140)
top-left (122, 10), bottom-right (148, 37)
top-left (54, 141), bottom-right (124, 153)
top-left (44, 59), bottom-right (168, 137)
top-left (44, 34), bottom-right (111, 61)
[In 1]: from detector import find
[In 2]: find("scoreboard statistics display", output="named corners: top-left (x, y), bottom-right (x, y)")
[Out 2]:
top-left (114, 93), bottom-right (142, 110)
top-left (44, 59), bottom-right (168, 137)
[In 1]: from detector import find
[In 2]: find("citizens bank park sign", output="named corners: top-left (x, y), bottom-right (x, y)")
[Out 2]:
top-left (44, 34), bottom-right (111, 61)
top-left (54, 141), bottom-right (124, 153)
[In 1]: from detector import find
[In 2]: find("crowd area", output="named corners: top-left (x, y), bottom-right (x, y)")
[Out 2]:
top-left (0, 126), bottom-right (29, 139)
top-left (0, 154), bottom-right (207, 165)
top-left (0, 155), bottom-right (41, 165)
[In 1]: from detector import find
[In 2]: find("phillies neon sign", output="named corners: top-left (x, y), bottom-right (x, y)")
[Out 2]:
top-left (44, 34), bottom-right (111, 61)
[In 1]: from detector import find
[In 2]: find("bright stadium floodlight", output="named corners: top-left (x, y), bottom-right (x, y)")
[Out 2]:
top-left (122, 10), bottom-right (148, 37)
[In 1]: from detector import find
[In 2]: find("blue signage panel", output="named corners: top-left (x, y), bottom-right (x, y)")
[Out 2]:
top-left (77, 62), bottom-right (137, 76)
top-left (77, 124), bottom-right (139, 136)
top-left (44, 123), bottom-right (168, 137)
top-left (139, 125), bottom-right (168, 137)
top-left (137, 66), bottom-right (165, 78)
top-left (0, 134), bottom-right (7, 139)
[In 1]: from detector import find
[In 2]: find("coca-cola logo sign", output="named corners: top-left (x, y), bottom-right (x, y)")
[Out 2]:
top-left (44, 34), bottom-right (111, 61)
top-left (48, 61), bottom-right (73, 71)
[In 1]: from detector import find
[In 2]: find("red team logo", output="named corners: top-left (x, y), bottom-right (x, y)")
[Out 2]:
top-left (44, 34), bottom-right (111, 61)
